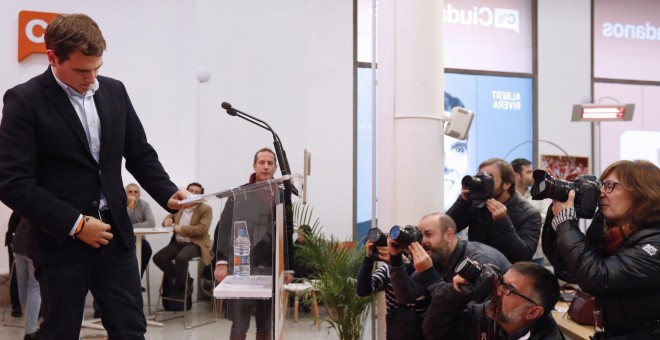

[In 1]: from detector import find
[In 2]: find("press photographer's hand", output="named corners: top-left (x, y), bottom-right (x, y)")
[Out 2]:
top-left (485, 198), bottom-right (508, 221)
top-left (452, 274), bottom-right (469, 293)
top-left (552, 189), bottom-right (575, 216)
top-left (387, 237), bottom-right (403, 256)
top-left (409, 242), bottom-right (433, 273)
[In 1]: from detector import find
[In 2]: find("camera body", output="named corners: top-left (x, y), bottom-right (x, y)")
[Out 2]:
top-left (530, 169), bottom-right (600, 219)
top-left (461, 171), bottom-right (495, 208)
top-left (455, 257), bottom-right (502, 303)
top-left (389, 225), bottom-right (422, 249)
top-left (366, 228), bottom-right (388, 260)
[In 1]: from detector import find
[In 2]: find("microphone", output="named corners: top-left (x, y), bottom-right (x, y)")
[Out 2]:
top-left (221, 101), bottom-right (298, 196)
top-left (221, 102), bottom-right (237, 116)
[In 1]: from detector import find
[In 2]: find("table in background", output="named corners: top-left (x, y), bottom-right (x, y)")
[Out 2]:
top-left (81, 227), bottom-right (170, 330)
top-left (552, 301), bottom-right (594, 340)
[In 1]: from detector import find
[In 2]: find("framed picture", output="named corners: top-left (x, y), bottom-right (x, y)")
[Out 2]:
top-left (540, 154), bottom-right (590, 180)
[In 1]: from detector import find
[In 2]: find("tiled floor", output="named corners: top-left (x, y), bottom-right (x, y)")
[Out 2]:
top-left (1, 301), bottom-right (369, 339)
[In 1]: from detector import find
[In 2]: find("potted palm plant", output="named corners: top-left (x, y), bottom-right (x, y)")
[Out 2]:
top-left (293, 203), bottom-right (373, 340)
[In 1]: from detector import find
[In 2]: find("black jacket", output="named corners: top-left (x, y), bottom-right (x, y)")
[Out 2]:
top-left (0, 68), bottom-right (178, 263)
top-left (389, 239), bottom-right (511, 305)
top-left (423, 280), bottom-right (565, 340)
top-left (546, 208), bottom-right (660, 337)
top-left (447, 193), bottom-right (541, 263)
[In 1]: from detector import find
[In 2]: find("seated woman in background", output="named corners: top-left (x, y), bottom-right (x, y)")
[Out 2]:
top-left (546, 160), bottom-right (660, 338)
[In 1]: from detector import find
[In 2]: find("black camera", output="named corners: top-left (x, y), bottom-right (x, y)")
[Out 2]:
top-left (366, 228), bottom-right (388, 260)
top-left (455, 257), bottom-right (502, 303)
top-left (461, 171), bottom-right (495, 208)
top-left (530, 169), bottom-right (600, 219)
top-left (389, 225), bottom-right (422, 249)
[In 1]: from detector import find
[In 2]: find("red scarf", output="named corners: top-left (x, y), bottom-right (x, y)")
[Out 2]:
top-left (602, 223), bottom-right (637, 255)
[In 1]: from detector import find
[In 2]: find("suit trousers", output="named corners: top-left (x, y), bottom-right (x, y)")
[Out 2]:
top-left (34, 237), bottom-right (146, 340)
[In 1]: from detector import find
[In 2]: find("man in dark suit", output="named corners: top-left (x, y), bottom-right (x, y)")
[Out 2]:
top-left (0, 13), bottom-right (189, 340)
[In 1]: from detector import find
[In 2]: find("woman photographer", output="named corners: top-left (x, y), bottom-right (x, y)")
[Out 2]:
top-left (548, 160), bottom-right (660, 338)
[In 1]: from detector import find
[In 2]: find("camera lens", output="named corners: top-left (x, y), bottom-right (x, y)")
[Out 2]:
top-left (367, 228), bottom-right (387, 247)
top-left (455, 257), bottom-right (482, 284)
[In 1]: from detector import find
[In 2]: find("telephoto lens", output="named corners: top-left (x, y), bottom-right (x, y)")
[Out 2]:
top-left (389, 225), bottom-right (422, 248)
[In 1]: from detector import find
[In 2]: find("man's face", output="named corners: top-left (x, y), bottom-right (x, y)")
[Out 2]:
top-left (516, 165), bottom-right (534, 188)
top-left (444, 135), bottom-right (468, 211)
top-left (187, 185), bottom-right (203, 195)
top-left (480, 163), bottom-right (508, 200)
top-left (487, 269), bottom-right (538, 326)
top-left (253, 151), bottom-right (277, 182)
top-left (126, 185), bottom-right (140, 199)
top-left (48, 50), bottom-right (102, 95)
top-left (418, 216), bottom-right (452, 265)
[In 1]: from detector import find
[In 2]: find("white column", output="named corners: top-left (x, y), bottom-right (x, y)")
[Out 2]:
top-left (377, 0), bottom-right (445, 231)
top-left (375, 1), bottom-right (444, 337)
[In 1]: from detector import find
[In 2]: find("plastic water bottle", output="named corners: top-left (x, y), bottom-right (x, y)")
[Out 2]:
top-left (233, 226), bottom-right (251, 279)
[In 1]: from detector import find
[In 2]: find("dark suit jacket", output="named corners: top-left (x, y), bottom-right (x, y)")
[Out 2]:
top-left (0, 67), bottom-right (178, 263)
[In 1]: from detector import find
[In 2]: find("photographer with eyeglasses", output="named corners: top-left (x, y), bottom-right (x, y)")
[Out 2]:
top-left (543, 160), bottom-right (660, 339)
top-left (423, 261), bottom-right (563, 340)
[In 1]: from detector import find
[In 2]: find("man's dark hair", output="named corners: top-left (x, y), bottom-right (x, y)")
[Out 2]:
top-left (511, 158), bottom-right (532, 174)
top-left (253, 147), bottom-right (277, 165)
top-left (187, 182), bottom-right (204, 194)
top-left (45, 13), bottom-right (106, 63)
top-left (479, 158), bottom-right (516, 196)
top-left (511, 262), bottom-right (559, 317)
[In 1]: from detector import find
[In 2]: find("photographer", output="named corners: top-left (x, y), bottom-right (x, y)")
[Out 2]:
top-left (388, 213), bottom-right (511, 306)
top-left (447, 158), bottom-right (542, 263)
top-left (357, 237), bottom-right (427, 339)
top-left (544, 160), bottom-right (660, 338)
top-left (423, 261), bottom-right (563, 340)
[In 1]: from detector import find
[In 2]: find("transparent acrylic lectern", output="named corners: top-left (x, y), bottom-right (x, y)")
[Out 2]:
top-left (180, 175), bottom-right (300, 340)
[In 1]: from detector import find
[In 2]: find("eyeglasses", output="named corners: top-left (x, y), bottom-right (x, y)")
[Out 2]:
top-left (600, 180), bottom-right (622, 194)
top-left (127, 190), bottom-right (139, 194)
top-left (500, 282), bottom-right (540, 306)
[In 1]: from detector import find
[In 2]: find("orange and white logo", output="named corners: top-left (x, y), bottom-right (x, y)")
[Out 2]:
top-left (18, 10), bottom-right (59, 62)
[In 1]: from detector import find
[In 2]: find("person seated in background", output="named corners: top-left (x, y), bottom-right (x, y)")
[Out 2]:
top-left (154, 182), bottom-right (213, 298)
top-left (424, 261), bottom-right (563, 340)
top-left (357, 229), bottom-right (426, 340)
top-left (126, 183), bottom-right (156, 276)
top-left (447, 158), bottom-right (542, 263)
top-left (387, 213), bottom-right (511, 324)
top-left (545, 160), bottom-right (660, 338)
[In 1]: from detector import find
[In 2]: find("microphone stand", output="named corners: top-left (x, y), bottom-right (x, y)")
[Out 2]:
top-left (223, 105), bottom-right (296, 195)
top-left (223, 102), bottom-right (297, 277)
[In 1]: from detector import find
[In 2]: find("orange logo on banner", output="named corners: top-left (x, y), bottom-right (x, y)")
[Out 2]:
top-left (18, 11), bottom-right (60, 62)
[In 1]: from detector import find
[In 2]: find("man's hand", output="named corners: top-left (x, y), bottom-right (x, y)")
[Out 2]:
top-left (452, 274), bottom-right (469, 293)
top-left (387, 237), bottom-right (403, 256)
top-left (173, 224), bottom-right (182, 234)
top-left (460, 187), bottom-right (470, 201)
top-left (76, 216), bottom-right (113, 248)
top-left (409, 242), bottom-right (433, 273)
top-left (167, 189), bottom-right (193, 210)
top-left (214, 264), bottom-right (229, 283)
top-left (485, 198), bottom-right (508, 221)
top-left (552, 190), bottom-right (575, 216)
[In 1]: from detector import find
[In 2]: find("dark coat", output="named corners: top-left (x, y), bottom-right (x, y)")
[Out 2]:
top-left (447, 193), bottom-right (542, 263)
top-left (545, 206), bottom-right (660, 337)
top-left (423, 281), bottom-right (565, 340)
top-left (0, 68), bottom-right (178, 263)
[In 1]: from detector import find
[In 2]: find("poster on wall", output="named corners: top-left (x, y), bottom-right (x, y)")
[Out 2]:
top-left (594, 0), bottom-right (660, 81)
top-left (443, 73), bottom-right (533, 211)
top-left (444, 0), bottom-right (533, 73)
top-left (540, 154), bottom-right (590, 180)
